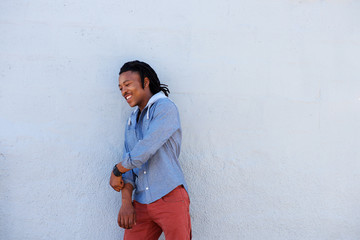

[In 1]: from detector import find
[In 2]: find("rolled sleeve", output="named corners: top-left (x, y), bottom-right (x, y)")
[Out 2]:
top-left (121, 101), bottom-right (180, 170)
top-left (121, 141), bottom-right (135, 188)
top-left (122, 170), bottom-right (135, 188)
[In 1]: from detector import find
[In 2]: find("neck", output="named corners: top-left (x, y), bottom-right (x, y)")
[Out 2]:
top-left (138, 92), bottom-right (153, 112)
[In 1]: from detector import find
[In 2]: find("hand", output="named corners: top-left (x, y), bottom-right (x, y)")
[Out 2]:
top-left (118, 201), bottom-right (136, 229)
top-left (110, 171), bottom-right (124, 192)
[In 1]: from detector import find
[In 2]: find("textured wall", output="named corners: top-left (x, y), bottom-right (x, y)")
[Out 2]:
top-left (1, 0), bottom-right (360, 239)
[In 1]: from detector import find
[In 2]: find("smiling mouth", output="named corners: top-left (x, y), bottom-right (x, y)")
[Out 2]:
top-left (125, 95), bottom-right (132, 101)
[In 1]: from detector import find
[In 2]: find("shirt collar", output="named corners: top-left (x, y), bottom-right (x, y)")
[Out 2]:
top-left (133, 91), bottom-right (167, 114)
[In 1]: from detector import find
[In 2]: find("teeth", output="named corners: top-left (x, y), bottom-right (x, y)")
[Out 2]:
top-left (126, 95), bottom-right (132, 100)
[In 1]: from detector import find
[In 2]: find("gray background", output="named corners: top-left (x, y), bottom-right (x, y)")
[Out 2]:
top-left (1, 0), bottom-right (360, 239)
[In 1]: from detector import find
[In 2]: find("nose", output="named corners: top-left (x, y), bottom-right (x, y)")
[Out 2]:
top-left (121, 86), bottom-right (127, 96)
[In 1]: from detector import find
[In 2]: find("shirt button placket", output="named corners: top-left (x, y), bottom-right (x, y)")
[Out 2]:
top-left (145, 170), bottom-right (148, 190)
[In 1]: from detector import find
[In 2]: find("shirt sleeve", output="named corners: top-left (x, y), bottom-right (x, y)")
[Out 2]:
top-left (121, 142), bottom-right (136, 188)
top-left (122, 170), bottom-right (136, 188)
top-left (121, 100), bottom-right (180, 169)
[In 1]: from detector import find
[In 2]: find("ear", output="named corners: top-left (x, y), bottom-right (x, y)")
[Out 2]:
top-left (144, 77), bottom-right (150, 88)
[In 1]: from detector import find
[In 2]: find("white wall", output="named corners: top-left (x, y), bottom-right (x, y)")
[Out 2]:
top-left (1, 0), bottom-right (360, 239)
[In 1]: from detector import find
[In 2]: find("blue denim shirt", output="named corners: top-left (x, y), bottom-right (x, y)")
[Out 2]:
top-left (121, 92), bottom-right (188, 204)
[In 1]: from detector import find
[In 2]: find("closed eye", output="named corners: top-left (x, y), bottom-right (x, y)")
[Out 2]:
top-left (119, 80), bottom-right (132, 91)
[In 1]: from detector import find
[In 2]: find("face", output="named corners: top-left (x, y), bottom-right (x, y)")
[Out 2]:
top-left (118, 71), bottom-right (151, 110)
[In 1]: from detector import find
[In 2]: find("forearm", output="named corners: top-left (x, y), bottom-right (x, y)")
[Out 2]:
top-left (121, 183), bottom-right (134, 204)
top-left (117, 162), bottom-right (131, 174)
top-left (118, 183), bottom-right (136, 229)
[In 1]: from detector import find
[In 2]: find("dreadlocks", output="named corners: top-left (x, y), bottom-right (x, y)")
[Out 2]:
top-left (119, 60), bottom-right (170, 97)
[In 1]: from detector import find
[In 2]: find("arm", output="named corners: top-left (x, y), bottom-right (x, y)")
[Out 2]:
top-left (120, 101), bottom-right (180, 170)
top-left (110, 141), bottom-right (130, 191)
top-left (109, 171), bottom-right (124, 192)
top-left (118, 183), bottom-right (136, 229)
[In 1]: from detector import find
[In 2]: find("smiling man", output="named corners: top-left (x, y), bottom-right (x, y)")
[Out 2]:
top-left (110, 60), bottom-right (191, 240)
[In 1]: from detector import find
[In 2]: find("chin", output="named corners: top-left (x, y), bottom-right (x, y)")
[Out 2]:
top-left (128, 102), bottom-right (136, 108)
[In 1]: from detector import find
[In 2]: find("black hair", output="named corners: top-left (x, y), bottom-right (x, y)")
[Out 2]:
top-left (119, 60), bottom-right (170, 97)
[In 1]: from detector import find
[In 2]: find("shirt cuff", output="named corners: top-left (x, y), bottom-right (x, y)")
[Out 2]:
top-left (121, 152), bottom-right (134, 169)
top-left (122, 170), bottom-right (135, 189)
top-left (123, 179), bottom-right (135, 189)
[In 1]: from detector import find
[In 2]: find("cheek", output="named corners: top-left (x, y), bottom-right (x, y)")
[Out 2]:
top-left (131, 87), bottom-right (141, 96)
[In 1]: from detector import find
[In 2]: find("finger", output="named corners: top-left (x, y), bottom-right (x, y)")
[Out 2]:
top-left (128, 214), bottom-right (134, 229)
top-left (124, 216), bottom-right (129, 229)
top-left (120, 215), bottom-right (125, 229)
top-left (118, 214), bottom-right (121, 227)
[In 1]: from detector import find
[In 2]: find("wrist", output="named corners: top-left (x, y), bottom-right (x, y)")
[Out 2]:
top-left (121, 198), bottom-right (133, 205)
top-left (112, 164), bottom-right (123, 177)
top-left (116, 163), bottom-right (130, 174)
top-left (116, 163), bottom-right (122, 171)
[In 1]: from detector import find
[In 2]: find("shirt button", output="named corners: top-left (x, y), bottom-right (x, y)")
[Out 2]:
top-left (146, 187), bottom-right (149, 190)
top-left (144, 171), bottom-right (147, 174)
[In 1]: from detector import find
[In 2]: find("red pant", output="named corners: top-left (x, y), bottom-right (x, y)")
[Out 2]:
top-left (124, 185), bottom-right (191, 240)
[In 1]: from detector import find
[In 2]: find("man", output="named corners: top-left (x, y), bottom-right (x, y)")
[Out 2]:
top-left (110, 60), bottom-right (191, 240)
